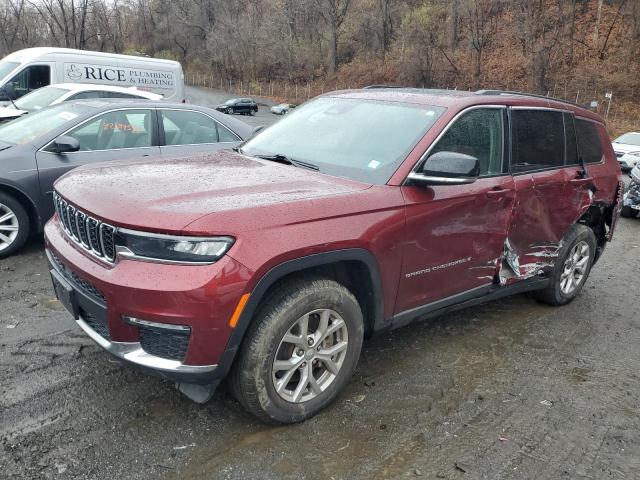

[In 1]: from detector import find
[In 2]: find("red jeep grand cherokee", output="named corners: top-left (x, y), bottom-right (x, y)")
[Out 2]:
top-left (45, 88), bottom-right (623, 423)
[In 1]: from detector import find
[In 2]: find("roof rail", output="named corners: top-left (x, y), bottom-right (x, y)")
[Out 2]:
top-left (362, 84), bottom-right (403, 89)
top-left (475, 89), bottom-right (584, 108)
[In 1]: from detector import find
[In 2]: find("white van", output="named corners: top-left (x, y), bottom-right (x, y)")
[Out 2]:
top-left (0, 47), bottom-right (184, 104)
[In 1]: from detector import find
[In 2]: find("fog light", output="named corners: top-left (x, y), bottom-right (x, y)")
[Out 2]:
top-left (122, 316), bottom-right (191, 332)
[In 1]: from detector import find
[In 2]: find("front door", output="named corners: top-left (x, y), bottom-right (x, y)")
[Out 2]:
top-left (396, 107), bottom-right (515, 314)
top-left (36, 108), bottom-right (160, 220)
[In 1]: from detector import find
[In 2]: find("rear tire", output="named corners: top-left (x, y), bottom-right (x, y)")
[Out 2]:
top-left (534, 224), bottom-right (596, 306)
top-left (620, 205), bottom-right (635, 218)
top-left (0, 192), bottom-right (30, 259)
top-left (230, 276), bottom-right (364, 424)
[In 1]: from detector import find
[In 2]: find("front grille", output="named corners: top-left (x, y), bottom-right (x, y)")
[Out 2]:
top-left (54, 192), bottom-right (117, 263)
top-left (82, 309), bottom-right (110, 340)
top-left (50, 252), bottom-right (106, 304)
top-left (139, 326), bottom-right (190, 361)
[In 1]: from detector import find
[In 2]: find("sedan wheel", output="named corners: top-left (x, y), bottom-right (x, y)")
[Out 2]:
top-left (0, 203), bottom-right (19, 252)
top-left (0, 192), bottom-right (30, 259)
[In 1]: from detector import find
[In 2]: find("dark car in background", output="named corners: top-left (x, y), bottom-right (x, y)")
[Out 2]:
top-left (0, 100), bottom-right (253, 258)
top-left (216, 98), bottom-right (258, 115)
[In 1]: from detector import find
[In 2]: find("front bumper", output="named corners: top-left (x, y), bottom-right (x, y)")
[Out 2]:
top-left (45, 217), bottom-right (253, 384)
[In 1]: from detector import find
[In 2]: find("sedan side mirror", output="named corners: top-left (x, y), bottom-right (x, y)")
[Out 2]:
top-left (50, 135), bottom-right (80, 154)
top-left (408, 151), bottom-right (480, 186)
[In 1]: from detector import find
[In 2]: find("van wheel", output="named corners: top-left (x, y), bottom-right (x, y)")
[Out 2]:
top-left (0, 192), bottom-right (30, 259)
top-left (534, 224), bottom-right (596, 306)
top-left (230, 277), bottom-right (364, 424)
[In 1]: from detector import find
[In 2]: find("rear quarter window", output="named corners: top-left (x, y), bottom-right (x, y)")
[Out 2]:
top-left (575, 119), bottom-right (604, 164)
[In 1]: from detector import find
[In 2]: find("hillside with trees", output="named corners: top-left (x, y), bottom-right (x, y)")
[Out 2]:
top-left (1, 0), bottom-right (639, 132)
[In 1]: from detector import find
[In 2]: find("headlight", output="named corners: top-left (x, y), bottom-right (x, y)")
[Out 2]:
top-left (115, 229), bottom-right (234, 264)
top-left (627, 151), bottom-right (640, 158)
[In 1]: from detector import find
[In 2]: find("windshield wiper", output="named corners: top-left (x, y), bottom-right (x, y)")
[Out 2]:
top-left (253, 153), bottom-right (320, 171)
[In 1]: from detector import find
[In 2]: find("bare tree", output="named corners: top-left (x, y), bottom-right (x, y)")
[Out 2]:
top-left (315, 0), bottom-right (352, 73)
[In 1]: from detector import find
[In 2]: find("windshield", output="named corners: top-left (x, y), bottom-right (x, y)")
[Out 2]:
top-left (225, 99), bottom-right (237, 105)
top-left (614, 132), bottom-right (640, 146)
top-left (0, 61), bottom-right (19, 80)
top-left (0, 103), bottom-right (91, 145)
top-left (15, 86), bottom-right (70, 111)
top-left (242, 97), bottom-right (445, 184)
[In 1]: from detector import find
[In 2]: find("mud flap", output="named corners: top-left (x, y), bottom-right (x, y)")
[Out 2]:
top-left (176, 380), bottom-right (221, 403)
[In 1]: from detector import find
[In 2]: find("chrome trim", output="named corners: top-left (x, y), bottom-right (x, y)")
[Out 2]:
top-left (510, 105), bottom-right (573, 114)
top-left (76, 316), bottom-right (216, 374)
top-left (407, 172), bottom-right (477, 185)
top-left (122, 316), bottom-right (191, 332)
top-left (54, 192), bottom-right (115, 265)
top-left (406, 104), bottom-right (506, 182)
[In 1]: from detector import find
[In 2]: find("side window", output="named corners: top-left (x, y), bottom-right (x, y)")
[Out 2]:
top-left (101, 92), bottom-right (137, 99)
top-left (66, 109), bottom-right (153, 151)
top-left (68, 91), bottom-right (102, 101)
top-left (161, 110), bottom-right (219, 145)
top-left (7, 65), bottom-right (50, 98)
top-left (564, 113), bottom-right (578, 165)
top-left (428, 108), bottom-right (504, 176)
top-left (510, 110), bottom-right (564, 172)
top-left (218, 124), bottom-right (240, 142)
top-left (575, 118), bottom-right (604, 164)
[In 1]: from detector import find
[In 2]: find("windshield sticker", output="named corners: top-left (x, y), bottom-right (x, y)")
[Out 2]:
top-left (57, 111), bottom-right (78, 121)
top-left (368, 160), bottom-right (380, 169)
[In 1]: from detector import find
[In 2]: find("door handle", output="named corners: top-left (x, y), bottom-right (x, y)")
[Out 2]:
top-left (570, 176), bottom-right (594, 185)
top-left (486, 188), bottom-right (510, 197)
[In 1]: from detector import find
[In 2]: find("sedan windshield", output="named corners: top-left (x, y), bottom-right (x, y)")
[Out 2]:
top-left (242, 97), bottom-right (445, 184)
top-left (0, 103), bottom-right (92, 145)
top-left (15, 86), bottom-right (70, 111)
top-left (614, 132), bottom-right (640, 146)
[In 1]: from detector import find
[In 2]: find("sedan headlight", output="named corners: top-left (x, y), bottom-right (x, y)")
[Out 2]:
top-left (115, 229), bottom-right (234, 264)
top-left (627, 151), bottom-right (640, 158)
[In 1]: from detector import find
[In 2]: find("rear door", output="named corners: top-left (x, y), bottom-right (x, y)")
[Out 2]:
top-left (35, 108), bottom-right (160, 219)
top-left (396, 106), bottom-right (515, 313)
top-left (504, 108), bottom-right (579, 280)
top-left (158, 109), bottom-right (241, 155)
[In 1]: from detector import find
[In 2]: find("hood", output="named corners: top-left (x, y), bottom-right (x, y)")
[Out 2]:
top-left (612, 142), bottom-right (640, 154)
top-left (0, 106), bottom-right (25, 119)
top-left (54, 150), bottom-right (370, 232)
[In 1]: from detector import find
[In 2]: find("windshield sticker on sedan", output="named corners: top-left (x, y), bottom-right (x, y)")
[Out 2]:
top-left (368, 160), bottom-right (380, 169)
top-left (57, 111), bottom-right (78, 121)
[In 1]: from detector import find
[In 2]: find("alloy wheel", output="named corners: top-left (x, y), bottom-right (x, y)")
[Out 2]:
top-left (272, 308), bottom-right (349, 403)
top-left (0, 203), bottom-right (19, 252)
top-left (560, 241), bottom-right (590, 295)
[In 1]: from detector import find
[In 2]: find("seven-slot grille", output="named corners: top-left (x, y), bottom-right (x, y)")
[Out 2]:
top-left (53, 192), bottom-right (117, 262)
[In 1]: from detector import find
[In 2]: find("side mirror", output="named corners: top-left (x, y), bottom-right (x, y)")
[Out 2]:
top-left (50, 135), bottom-right (80, 154)
top-left (408, 151), bottom-right (480, 186)
top-left (1, 83), bottom-right (16, 100)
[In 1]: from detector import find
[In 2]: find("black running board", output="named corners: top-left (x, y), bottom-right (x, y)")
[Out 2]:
top-left (389, 277), bottom-right (549, 330)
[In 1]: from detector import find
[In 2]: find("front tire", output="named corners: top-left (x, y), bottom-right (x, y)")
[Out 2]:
top-left (620, 205), bottom-right (635, 218)
top-left (230, 277), bottom-right (364, 424)
top-left (0, 192), bottom-right (30, 259)
top-left (534, 224), bottom-right (596, 306)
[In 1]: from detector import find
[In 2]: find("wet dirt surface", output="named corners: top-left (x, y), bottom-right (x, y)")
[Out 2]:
top-left (1, 98), bottom-right (639, 479)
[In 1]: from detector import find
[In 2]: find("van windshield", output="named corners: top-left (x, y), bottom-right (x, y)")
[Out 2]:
top-left (15, 86), bottom-right (70, 112)
top-left (0, 61), bottom-right (19, 80)
top-left (0, 103), bottom-right (92, 145)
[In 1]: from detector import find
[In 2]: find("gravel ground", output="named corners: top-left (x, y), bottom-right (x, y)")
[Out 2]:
top-left (1, 88), bottom-right (639, 479)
